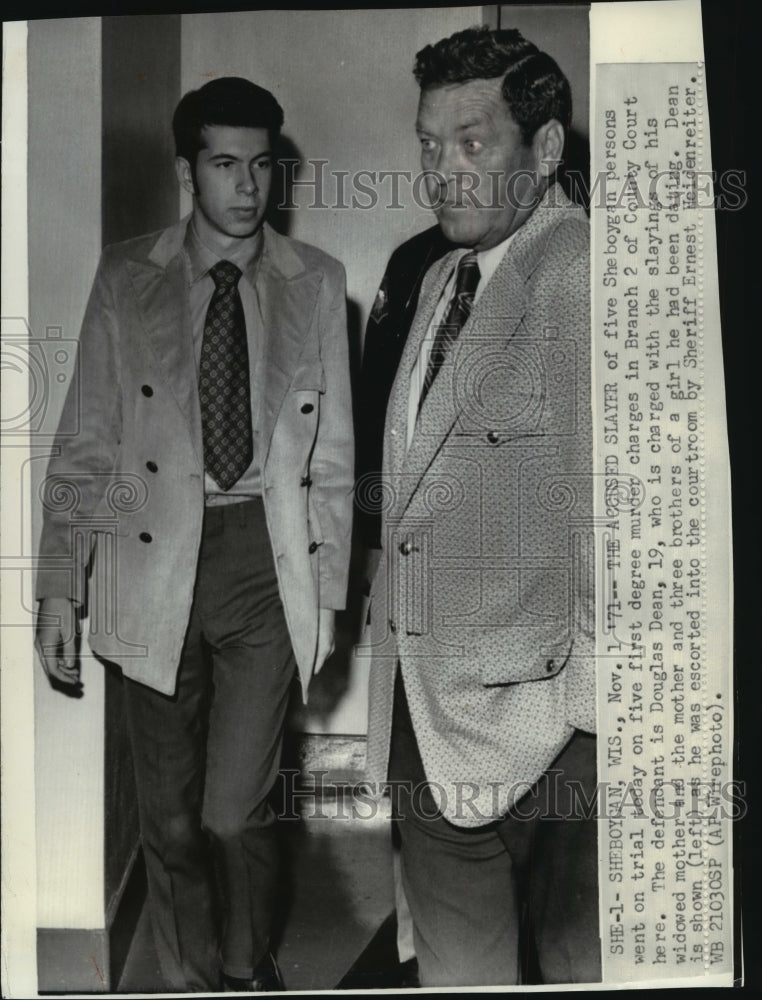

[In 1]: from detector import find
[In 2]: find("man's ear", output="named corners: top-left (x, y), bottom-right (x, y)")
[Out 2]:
top-left (533, 119), bottom-right (565, 178)
top-left (175, 156), bottom-right (196, 196)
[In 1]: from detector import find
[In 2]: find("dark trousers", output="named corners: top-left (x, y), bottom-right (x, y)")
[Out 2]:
top-left (123, 498), bottom-right (295, 991)
top-left (388, 671), bottom-right (601, 987)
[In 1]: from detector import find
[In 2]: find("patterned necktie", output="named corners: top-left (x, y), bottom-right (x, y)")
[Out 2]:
top-left (419, 251), bottom-right (481, 411)
top-left (199, 260), bottom-right (253, 491)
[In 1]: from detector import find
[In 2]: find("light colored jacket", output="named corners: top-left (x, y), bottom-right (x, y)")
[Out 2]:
top-left (364, 186), bottom-right (595, 827)
top-left (36, 220), bottom-right (354, 699)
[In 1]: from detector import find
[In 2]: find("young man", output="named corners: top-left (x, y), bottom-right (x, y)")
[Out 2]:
top-left (365, 27), bottom-right (600, 986)
top-left (35, 77), bottom-right (354, 992)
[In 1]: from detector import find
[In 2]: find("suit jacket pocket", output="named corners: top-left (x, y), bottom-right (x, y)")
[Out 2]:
top-left (479, 633), bottom-right (574, 687)
top-left (291, 359), bottom-right (324, 442)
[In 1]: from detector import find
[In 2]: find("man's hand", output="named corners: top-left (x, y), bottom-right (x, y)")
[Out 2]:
top-left (314, 608), bottom-right (336, 675)
top-left (36, 598), bottom-right (81, 689)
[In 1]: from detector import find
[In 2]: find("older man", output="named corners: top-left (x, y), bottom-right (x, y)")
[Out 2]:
top-left (365, 27), bottom-right (599, 986)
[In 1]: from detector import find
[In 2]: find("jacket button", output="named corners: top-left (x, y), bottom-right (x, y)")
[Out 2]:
top-left (300, 476), bottom-right (312, 487)
top-left (487, 430), bottom-right (500, 444)
top-left (546, 659), bottom-right (555, 673)
top-left (389, 618), bottom-right (397, 634)
top-left (308, 541), bottom-right (318, 554)
top-left (141, 384), bottom-right (153, 397)
top-left (301, 402), bottom-right (314, 414)
top-left (146, 461), bottom-right (158, 473)
top-left (139, 532), bottom-right (152, 543)
top-left (399, 540), bottom-right (413, 556)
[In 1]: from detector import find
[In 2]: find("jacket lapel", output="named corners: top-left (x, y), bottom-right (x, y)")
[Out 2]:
top-left (126, 220), bottom-right (202, 461)
top-left (384, 252), bottom-right (455, 516)
top-left (125, 220), bottom-right (323, 468)
top-left (385, 184), bottom-right (574, 522)
top-left (257, 226), bottom-right (323, 460)
top-left (392, 254), bottom-right (528, 520)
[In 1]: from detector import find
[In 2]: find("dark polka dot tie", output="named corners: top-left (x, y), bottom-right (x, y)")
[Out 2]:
top-left (199, 260), bottom-right (253, 490)
top-left (419, 251), bottom-right (481, 412)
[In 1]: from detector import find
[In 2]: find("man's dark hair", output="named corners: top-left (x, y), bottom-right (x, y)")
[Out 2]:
top-left (414, 26), bottom-right (571, 145)
top-left (172, 76), bottom-right (284, 165)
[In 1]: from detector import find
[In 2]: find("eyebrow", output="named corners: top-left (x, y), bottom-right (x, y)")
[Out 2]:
top-left (415, 119), bottom-right (488, 134)
top-left (204, 151), bottom-right (272, 161)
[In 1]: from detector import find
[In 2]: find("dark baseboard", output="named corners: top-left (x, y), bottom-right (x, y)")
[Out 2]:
top-left (37, 843), bottom-right (145, 993)
top-left (37, 927), bottom-right (109, 994)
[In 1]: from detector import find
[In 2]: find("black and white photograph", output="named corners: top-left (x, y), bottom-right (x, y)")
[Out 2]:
top-left (0, 1), bottom-right (743, 995)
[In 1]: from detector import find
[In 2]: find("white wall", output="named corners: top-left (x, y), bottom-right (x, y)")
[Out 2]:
top-left (28, 17), bottom-right (106, 930)
top-left (2, 22), bottom-right (37, 997)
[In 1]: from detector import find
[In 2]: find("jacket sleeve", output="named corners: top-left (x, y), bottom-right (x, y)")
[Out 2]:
top-left (527, 217), bottom-right (596, 728)
top-left (35, 250), bottom-right (123, 604)
top-left (535, 218), bottom-right (594, 654)
top-left (310, 259), bottom-right (354, 610)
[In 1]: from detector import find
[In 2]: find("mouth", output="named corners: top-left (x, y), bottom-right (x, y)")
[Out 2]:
top-left (231, 206), bottom-right (259, 218)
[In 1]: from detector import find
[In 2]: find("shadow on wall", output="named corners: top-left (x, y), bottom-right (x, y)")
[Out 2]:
top-left (561, 128), bottom-right (591, 213)
top-left (102, 125), bottom-right (179, 246)
top-left (269, 134), bottom-right (300, 239)
top-left (270, 134), bottom-right (364, 371)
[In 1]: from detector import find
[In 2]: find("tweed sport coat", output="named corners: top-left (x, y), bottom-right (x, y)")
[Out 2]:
top-left (36, 219), bottom-right (354, 699)
top-left (364, 185), bottom-right (596, 827)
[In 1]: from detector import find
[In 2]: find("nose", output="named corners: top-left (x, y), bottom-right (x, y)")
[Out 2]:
top-left (236, 165), bottom-right (257, 195)
top-left (424, 146), bottom-right (458, 206)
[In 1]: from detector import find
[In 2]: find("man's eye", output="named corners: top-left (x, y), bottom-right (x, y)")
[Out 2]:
top-left (255, 159), bottom-right (271, 170)
top-left (217, 161), bottom-right (234, 168)
top-left (464, 140), bottom-right (483, 153)
top-left (420, 139), bottom-right (436, 152)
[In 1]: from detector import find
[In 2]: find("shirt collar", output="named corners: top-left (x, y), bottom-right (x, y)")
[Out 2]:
top-left (440, 229), bottom-right (519, 304)
top-left (474, 229), bottom-right (518, 292)
top-left (184, 217), bottom-right (265, 288)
